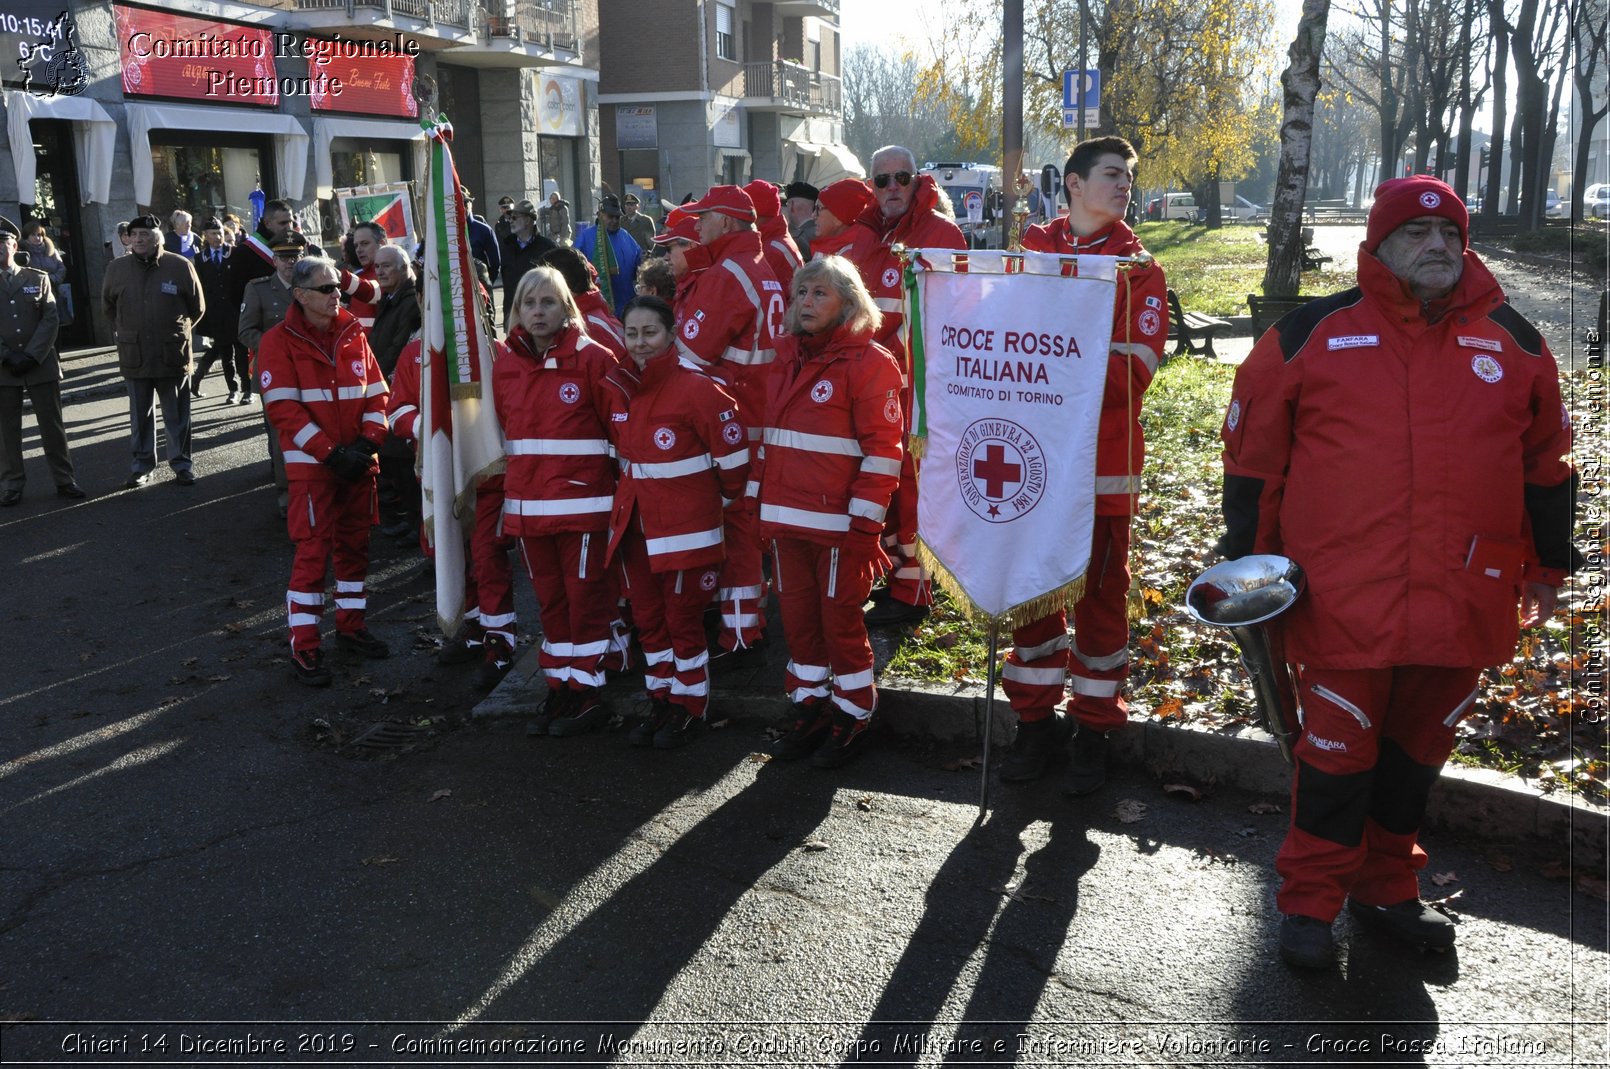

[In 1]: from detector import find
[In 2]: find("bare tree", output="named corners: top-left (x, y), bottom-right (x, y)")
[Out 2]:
top-left (1265, 0), bottom-right (1331, 297)
top-left (1569, 0), bottom-right (1609, 220)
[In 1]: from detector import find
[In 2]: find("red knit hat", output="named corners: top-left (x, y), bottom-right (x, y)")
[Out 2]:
top-left (652, 207), bottom-right (700, 244)
top-left (686, 185), bottom-right (756, 222)
top-left (817, 178), bottom-right (876, 224)
top-left (1364, 176), bottom-right (1468, 252)
top-left (743, 179), bottom-right (782, 220)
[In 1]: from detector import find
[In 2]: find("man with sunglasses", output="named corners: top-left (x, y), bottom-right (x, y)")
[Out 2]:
top-left (258, 255), bottom-right (392, 686)
top-left (999, 136), bottom-right (1168, 798)
top-left (856, 146), bottom-right (966, 628)
top-left (239, 232), bottom-right (311, 516)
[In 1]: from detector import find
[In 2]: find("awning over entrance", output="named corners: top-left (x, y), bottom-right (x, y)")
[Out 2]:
top-left (3, 90), bottom-right (115, 205)
top-left (312, 118), bottom-right (429, 201)
top-left (125, 102), bottom-right (308, 205)
top-left (781, 139), bottom-right (865, 188)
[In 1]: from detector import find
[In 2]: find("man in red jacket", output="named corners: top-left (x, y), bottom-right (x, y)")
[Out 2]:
top-left (855, 147), bottom-right (967, 627)
top-left (1221, 176), bottom-right (1578, 970)
top-left (258, 256), bottom-right (392, 685)
top-left (998, 137), bottom-right (1168, 796)
top-left (744, 179), bottom-right (803, 293)
top-left (677, 185), bottom-right (785, 669)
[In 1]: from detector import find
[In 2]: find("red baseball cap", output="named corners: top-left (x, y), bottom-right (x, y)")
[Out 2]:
top-left (686, 185), bottom-right (757, 223)
top-left (1364, 176), bottom-right (1468, 252)
top-left (742, 179), bottom-right (782, 220)
top-left (653, 207), bottom-right (700, 245)
top-left (817, 178), bottom-right (876, 224)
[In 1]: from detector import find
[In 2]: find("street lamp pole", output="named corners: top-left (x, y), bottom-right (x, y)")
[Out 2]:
top-left (1004, 0), bottom-right (1024, 250)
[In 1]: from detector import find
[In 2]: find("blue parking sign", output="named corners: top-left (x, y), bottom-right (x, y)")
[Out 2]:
top-left (1062, 69), bottom-right (1100, 110)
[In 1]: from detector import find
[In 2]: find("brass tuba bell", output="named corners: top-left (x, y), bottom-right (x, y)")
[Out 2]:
top-left (1185, 555), bottom-right (1306, 765)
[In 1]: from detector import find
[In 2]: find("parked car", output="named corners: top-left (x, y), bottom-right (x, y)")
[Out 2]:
top-left (1223, 195), bottom-right (1267, 221)
top-left (1583, 183), bottom-right (1609, 220)
top-left (1159, 192), bottom-right (1197, 221)
top-left (1545, 189), bottom-right (1562, 218)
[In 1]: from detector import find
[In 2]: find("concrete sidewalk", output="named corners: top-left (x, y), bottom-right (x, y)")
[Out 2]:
top-left (474, 607), bottom-right (1606, 863)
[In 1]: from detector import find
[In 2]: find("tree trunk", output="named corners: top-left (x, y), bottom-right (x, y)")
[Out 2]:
top-left (1453, 0), bottom-right (1475, 200)
top-left (1264, 0), bottom-right (1330, 298)
top-left (1483, 0), bottom-right (1508, 218)
top-left (1378, 0), bottom-right (1398, 182)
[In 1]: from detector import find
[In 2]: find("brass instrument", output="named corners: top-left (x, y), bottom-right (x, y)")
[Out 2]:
top-left (1185, 555), bottom-right (1306, 765)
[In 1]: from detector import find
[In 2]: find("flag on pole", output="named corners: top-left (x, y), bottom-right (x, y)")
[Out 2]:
top-left (419, 117), bottom-right (506, 636)
top-left (907, 248), bottom-right (1118, 629)
top-left (589, 221), bottom-right (618, 310)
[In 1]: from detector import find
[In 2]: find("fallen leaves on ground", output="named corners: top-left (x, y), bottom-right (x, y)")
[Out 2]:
top-left (428, 789), bottom-right (452, 803)
top-left (1430, 871), bottom-right (1459, 886)
top-left (1248, 801), bottom-right (1282, 815)
top-left (802, 839), bottom-right (829, 852)
top-left (1114, 798), bottom-right (1148, 823)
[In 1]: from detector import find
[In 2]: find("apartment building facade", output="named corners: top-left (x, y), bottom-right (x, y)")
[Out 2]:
top-left (596, 0), bottom-right (859, 210)
top-left (0, 0), bottom-right (602, 346)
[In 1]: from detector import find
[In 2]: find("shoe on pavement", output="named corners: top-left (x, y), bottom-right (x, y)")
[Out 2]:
top-left (379, 517), bottom-right (416, 539)
top-left (0, 488), bottom-right (20, 507)
top-left (290, 647), bottom-right (332, 687)
top-left (772, 702), bottom-right (835, 761)
top-left (336, 628), bottom-right (390, 659)
top-left (630, 698), bottom-right (678, 747)
top-left (125, 472), bottom-right (152, 489)
top-left (528, 687), bottom-right (575, 736)
top-left (549, 690), bottom-right (609, 737)
top-left (173, 469), bottom-right (197, 487)
top-left (1279, 914), bottom-right (1337, 970)
top-left (864, 598), bottom-right (931, 628)
top-left (437, 635), bottom-right (483, 665)
top-left (226, 391), bottom-right (240, 405)
top-left (1062, 725), bottom-right (1110, 797)
top-left (1347, 899), bottom-right (1457, 950)
top-left (239, 392), bottom-right (256, 406)
top-left (811, 709), bottom-right (875, 768)
top-left (472, 637), bottom-right (515, 692)
top-left (999, 713), bottom-right (1074, 782)
top-left (653, 707), bottom-right (709, 749)
top-left (190, 384), bottom-right (206, 399)
top-left (709, 639), bottom-right (768, 675)
top-left (56, 482), bottom-right (86, 499)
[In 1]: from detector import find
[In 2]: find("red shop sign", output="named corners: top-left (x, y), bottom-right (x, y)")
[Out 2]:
top-left (306, 37), bottom-right (418, 118)
top-left (114, 6), bottom-right (279, 106)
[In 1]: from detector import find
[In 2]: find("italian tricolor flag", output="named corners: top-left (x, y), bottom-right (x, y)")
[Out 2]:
top-left (419, 117), bottom-right (506, 635)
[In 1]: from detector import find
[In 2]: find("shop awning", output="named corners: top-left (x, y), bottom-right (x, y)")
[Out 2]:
top-left (3, 90), bottom-right (115, 205)
top-left (125, 103), bottom-right (308, 206)
top-left (806, 142), bottom-right (865, 186)
top-left (312, 118), bottom-right (429, 201)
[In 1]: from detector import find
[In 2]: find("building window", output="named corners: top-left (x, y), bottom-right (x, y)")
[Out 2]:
top-left (715, 2), bottom-right (735, 61)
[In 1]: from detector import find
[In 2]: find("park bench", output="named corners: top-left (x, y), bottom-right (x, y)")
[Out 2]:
top-left (1165, 289), bottom-right (1232, 359)
top-left (1256, 226), bottom-right (1335, 270)
top-left (1247, 294), bottom-right (1318, 339)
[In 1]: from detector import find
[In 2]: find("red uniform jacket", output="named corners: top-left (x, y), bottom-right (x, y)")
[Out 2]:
top-left (855, 176), bottom-right (967, 366)
top-left (673, 230), bottom-right (783, 440)
top-left (258, 303), bottom-right (389, 482)
top-left (605, 349), bottom-right (750, 572)
top-left (1021, 216), bottom-right (1167, 515)
top-left (1221, 250), bottom-right (1576, 669)
top-left (493, 324), bottom-right (634, 535)
top-left (339, 265), bottom-right (380, 331)
top-left (758, 214), bottom-right (804, 294)
top-left (386, 337), bottom-right (423, 441)
top-left (755, 325), bottom-right (905, 546)
top-left (809, 222), bottom-right (879, 267)
top-left (576, 289), bottom-right (628, 364)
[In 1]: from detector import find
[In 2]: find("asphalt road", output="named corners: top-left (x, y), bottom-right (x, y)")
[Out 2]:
top-left (0, 373), bottom-right (1606, 1067)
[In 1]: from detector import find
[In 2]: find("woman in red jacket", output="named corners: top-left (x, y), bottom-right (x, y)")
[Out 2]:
top-left (758, 256), bottom-right (905, 768)
top-left (606, 296), bottom-right (750, 748)
top-left (494, 266), bottom-right (635, 735)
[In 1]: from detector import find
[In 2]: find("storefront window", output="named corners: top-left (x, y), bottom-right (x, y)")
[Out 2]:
top-left (540, 136), bottom-right (582, 206)
top-left (148, 142), bottom-right (264, 223)
top-left (330, 147), bottom-right (406, 187)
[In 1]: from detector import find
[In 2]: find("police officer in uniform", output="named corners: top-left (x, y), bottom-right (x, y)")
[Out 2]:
top-left (0, 216), bottom-right (83, 505)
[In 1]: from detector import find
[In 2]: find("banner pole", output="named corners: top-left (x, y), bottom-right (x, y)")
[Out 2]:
top-left (977, 626), bottom-right (999, 825)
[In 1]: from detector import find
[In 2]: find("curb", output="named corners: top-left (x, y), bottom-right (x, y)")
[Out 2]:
top-left (1468, 240), bottom-right (1580, 274)
top-left (475, 647), bottom-right (1608, 860)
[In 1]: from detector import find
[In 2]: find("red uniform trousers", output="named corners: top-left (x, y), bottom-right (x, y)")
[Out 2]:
top-left (285, 479), bottom-right (377, 651)
top-left (518, 530), bottom-right (613, 692)
top-left (716, 499), bottom-right (767, 651)
top-left (1001, 514), bottom-right (1133, 732)
top-left (1276, 664), bottom-right (1482, 922)
top-left (773, 537), bottom-right (879, 719)
top-left (468, 484), bottom-right (516, 647)
top-left (880, 446), bottom-right (932, 607)
top-left (618, 532), bottom-right (718, 718)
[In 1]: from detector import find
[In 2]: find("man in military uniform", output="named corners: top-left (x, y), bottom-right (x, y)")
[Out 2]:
top-left (239, 231), bottom-right (307, 517)
top-left (0, 216), bottom-right (82, 505)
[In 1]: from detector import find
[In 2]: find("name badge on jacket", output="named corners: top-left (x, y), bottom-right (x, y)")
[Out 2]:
top-left (161, 281), bottom-right (178, 295)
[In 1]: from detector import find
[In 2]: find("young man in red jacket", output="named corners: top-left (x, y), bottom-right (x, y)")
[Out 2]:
top-left (1221, 176), bottom-right (1577, 970)
top-left (998, 136), bottom-right (1168, 795)
top-left (855, 147), bottom-right (967, 627)
top-left (257, 256), bottom-right (392, 685)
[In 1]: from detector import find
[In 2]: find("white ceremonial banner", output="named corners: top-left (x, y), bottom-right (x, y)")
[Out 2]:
top-left (909, 249), bottom-right (1118, 625)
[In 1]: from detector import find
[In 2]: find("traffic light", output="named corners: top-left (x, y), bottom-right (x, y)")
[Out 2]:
top-left (1479, 143), bottom-right (1491, 167)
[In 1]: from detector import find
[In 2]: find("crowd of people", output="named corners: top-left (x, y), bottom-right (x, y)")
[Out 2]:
top-left (0, 140), bottom-right (1578, 974)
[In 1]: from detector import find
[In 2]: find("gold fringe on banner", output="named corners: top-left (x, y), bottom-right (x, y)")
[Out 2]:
top-left (909, 434), bottom-right (927, 461)
top-left (450, 381), bottom-right (483, 401)
top-left (916, 539), bottom-right (1088, 633)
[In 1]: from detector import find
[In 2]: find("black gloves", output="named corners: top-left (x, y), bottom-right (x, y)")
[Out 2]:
top-left (324, 444), bottom-right (373, 482)
top-left (1, 352), bottom-right (39, 377)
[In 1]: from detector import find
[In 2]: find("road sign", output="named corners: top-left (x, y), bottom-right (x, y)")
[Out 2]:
top-left (1062, 69), bottom-right (1100, 110)
top-left (1061, 107), bottom-right (1100, 130)
top-left (963, 190), bottom-right (984, 225)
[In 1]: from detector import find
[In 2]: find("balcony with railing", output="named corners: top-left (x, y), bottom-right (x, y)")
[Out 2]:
top-left (774, 0), bottom-right (839, 19)
top-left (743, 59), bottom-right (842, 116)
top-left (273, 0), bottom-right (584, 66)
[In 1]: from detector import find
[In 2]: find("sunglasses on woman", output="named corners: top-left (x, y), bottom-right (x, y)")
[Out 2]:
top-left (873, 171), bottom-right (913, 189)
